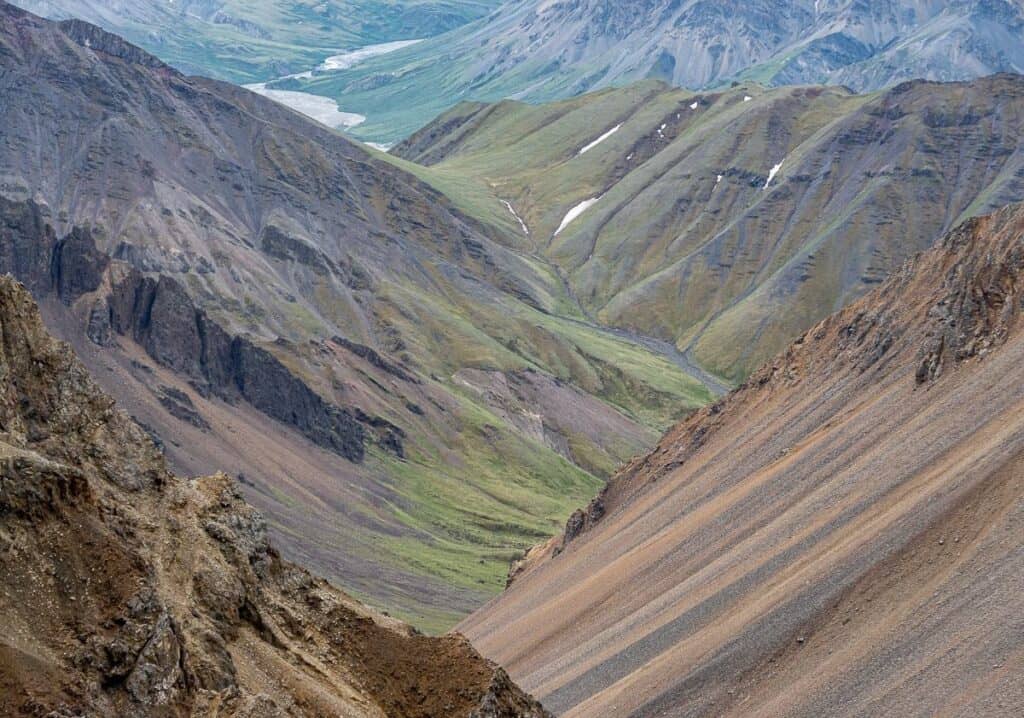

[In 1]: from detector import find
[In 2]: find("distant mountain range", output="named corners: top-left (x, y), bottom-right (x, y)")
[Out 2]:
top-left (10, 0), bottom-right (502, 82)
top-left (15, 1), bottom-right (1024, 145)
top-left (299, 0), bottom-right (1024, 143)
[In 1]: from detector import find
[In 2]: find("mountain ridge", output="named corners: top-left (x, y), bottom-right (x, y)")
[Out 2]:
top-left (390, 72), bottom-right (1024, 381)
top-left (298, 0), bottom-right (1024, 143)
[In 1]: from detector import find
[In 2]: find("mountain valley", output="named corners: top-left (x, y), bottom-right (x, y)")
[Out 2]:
top-left (1, 1), bottom-right (1023, 716)
top-left (0, 1), bottom-right (715, 631)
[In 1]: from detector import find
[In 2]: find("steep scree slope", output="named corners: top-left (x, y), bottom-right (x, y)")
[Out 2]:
top-left (0, 275), bottom-right (551, 718)
top-left (461, 203), bottom-right (1024, 717)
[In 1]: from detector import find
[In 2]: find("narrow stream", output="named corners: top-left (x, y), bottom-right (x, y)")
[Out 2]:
top-left (547, 260), bottom-right (732, 398)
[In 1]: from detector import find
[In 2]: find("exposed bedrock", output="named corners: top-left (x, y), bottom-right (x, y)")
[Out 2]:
top-left (0, 196), bottom-right (378, 462)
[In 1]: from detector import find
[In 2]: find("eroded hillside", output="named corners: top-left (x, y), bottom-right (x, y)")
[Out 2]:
top-left (393, 74), bottom-right (1024, 382)
top-left (462, 203), bottom-right (1024, 717)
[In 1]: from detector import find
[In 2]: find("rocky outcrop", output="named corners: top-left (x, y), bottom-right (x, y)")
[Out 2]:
top-left (333, 335), bottom-right (420, 384)
top-left (52, 226), bottom-right (109, 303)
top-left (0, 275), bottom-right (552, 717)
top-left (914, 216), bottom-right (1024, 383)
top-left (0, 197), bottom-right (57, 295)
top-left (107, 268), bottom-right (369, 462)
top-left (58, 16), bottom-right (168, 69)
top-left (0, 197), bottom-right (370, 462)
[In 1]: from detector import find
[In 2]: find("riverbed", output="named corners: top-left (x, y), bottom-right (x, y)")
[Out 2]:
top-left (243, 40), bottom-right (422, 137)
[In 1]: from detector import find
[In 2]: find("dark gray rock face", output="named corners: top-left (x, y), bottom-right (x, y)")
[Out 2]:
top-left (104, 269), bottom-right (367, 462)
top-left (229, 338), bottom-right (365, 461)
top-left (156, 384), bottom-right (211, 431)
top-left (0, 197), bottom-right (57, 295)
top-left (57, 17), bottom-right (168, 69)
top-left (0, 196), bottom-right (367, 463)
top-left (53, 226), bottom-right (109, 303)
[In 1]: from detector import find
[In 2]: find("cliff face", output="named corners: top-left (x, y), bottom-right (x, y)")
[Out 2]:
top-left (0, 274), bottom-right (551, 717)
top-left (462, 203), bottom-right (1024, 717)
top-left (0, 197), bottom-right (373, 463)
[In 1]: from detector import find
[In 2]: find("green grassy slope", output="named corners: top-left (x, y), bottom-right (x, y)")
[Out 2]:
top-left (389, 74), bottom-right (1024, 383)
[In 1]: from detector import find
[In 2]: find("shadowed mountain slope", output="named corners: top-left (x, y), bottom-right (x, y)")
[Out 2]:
top-left (392, 74), bottom-right (1024, 382)
top-left (461, 202), bottom-right (1024, 717)
top-left (0, 275), bottom-right (551, 718)
top-left (0, 1), bottom-right (714, 631)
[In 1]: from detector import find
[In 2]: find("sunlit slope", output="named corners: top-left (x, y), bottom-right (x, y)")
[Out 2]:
top-left (394, 75), bottom-right (1024, 381)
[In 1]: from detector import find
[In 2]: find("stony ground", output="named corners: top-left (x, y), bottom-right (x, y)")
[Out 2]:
top-left (461, 203), bottom-right (1024, 717)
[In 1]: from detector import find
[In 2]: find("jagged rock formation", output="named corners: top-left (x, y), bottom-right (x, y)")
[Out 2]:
top-left (0, 274), bottom-right (551, 717)
top-left (1, 197), bottom-right (371, 463)
top-left (461, 203), bottom-right (1024, 717)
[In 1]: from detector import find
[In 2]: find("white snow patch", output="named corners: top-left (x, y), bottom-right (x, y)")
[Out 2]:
top-left (318, 40), bottom-right (423, 72)
top-left (626, 153), bottom-right (634, 160)
top-left (764, 160), bottom-right (784, 189)
top-left (554, 197), bottom-right (602, 237)
top-left (502, 201), bottom-right (530, 236)
top-left (365, 142), bottom-right (392, 152)
top-left (578, 124), bottom-right (621, 155)
top-left (716, 174), bottom-right (723, 185)
top-left (244, 84), bottom-right (365, 129)
top-left (690, 101), bottom-right (699, 110)
top-left (744, 95), bottom-right (753, 102)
